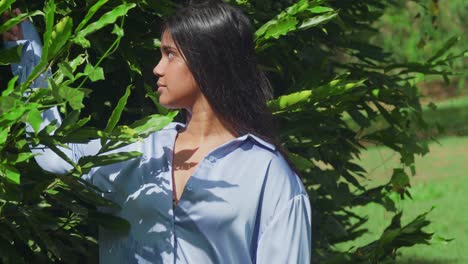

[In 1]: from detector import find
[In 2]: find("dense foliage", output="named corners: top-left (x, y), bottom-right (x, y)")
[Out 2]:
top-left (0, 0), bottom-right (464, 263)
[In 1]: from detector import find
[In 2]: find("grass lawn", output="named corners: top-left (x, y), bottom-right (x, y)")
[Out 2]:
top-left (336, 136), bottom-right (468, 263)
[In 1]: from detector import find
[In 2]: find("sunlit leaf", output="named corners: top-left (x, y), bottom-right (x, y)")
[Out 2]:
top-left (104, 84), bottom-right (132, 134)
top-left (27, 108), bottom-right (43, 134)
top-left (84, 64), bottom-right (105, 82)
top-left (0, 126), bottom-right (10, 149)
top-left (73, 3), bottom-right (136, 48)
top-left (47, 16), bottom-right (73, 60)
top-left (75, 0), bottom-right (110, 32)
top-left (0, 0), bottom-right (17, 15)
top-left (298, 12), bottom-right (337, 30)
top-left (1, 75), bottom-right (18, 97)
top-left (129, 111), bottom-right (177, 138)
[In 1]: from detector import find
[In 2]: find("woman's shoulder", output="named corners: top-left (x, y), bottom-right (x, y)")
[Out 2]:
top-left (242, 135), bottom-right (306, 199)
top-left (254, 148), bottom-right (309, 226)
top-left (265, 151), bottom-right (306, 196)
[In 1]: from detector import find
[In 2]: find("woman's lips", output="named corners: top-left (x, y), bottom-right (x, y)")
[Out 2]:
top-left (157, 86), bottom-right (166, 93)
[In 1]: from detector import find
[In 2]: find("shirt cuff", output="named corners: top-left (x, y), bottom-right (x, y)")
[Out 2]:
top-left (3, 39), bottom-right (28, 49)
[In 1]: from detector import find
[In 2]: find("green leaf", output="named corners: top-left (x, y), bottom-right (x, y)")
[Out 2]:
top-left (111, 125), bottom-right (138, 140)
top-left (14, 152), bottom-right (36, 163)
top-left (84, 64), bottom-right (105, 82)
top-left (129, 111), bottom-right (177, 138)
top-left (75, 0), bottom-right (110, 33)
top-left (0, 126), bottom-right (10, 149)
top-left (22, 2), bottom-right (54, 88)
top-left (69, 53), bottom-right (87, 72)
top-left (47, 16), bottom-right (73, 60)
top-left (307, 6), bottom-right (334, 14)
top-left (48, 78), bottom-right (63, 103)
top-left (54, 110), bottom-right (79, 134)
top-left (0, 164), bottom-right (20, 184)
top-left (144, 82), bottom-right (167, 114)
top-left (58, 86), bottom-right (85, 110)
top-left (285, 0), bottom-right (309, 15)
top-left (79, 151), bottom-right (142, 172)
top-left (288, 152), bottom-right (315, 171)
top-left (26, 215), bottom-right (66, 260)
top-left (27, 108), bottom-right (43, 134)
top-left (62, 127), bottom-right (101, 143)
top-left (104, 84), bottom-right (132, 134)
top-left (111, 23), bottom-right (124, 37)
top-left (1, 75), bottom-right (18, 97)
top-left (347, 109), bottom-right (371, 128)
top-left (73, 3), bottom-right (136, 48)
top-left (125, 51), bottom-right (142, 76)
top-left (58, 61), bottom-right (75, 80)
top-left (390, 168), bottom-right (410, 195)
top-left (267, 90), bottom-right (312, 112)
top-left (0, 44), bottom-right (23, 65)
top-left (1, 105), bottom-right (27, 122)
top-left (0, 0), bottom-right (16, 15)
top-left (152, 38), bottom-right (161, 48)
top-left (373, 101), bottom-right (398, 127)
top-left (256, 16), bottom-right (298, 41)
top-left (49, 194), bottom-right (88, 215)
top-left (42, 0), bottom-right (56, 50)
top-left (427, 36), bottom-right (460, 63)
top-left (298, 12), bottom-right (337, 30)
top-left (0, 10), bottom-right (43, 34)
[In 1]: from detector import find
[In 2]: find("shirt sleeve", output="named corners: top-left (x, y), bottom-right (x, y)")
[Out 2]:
top-left (256, 194), bottom-right (312, 264)
top-left (7, 21), bottom-right (101, 174)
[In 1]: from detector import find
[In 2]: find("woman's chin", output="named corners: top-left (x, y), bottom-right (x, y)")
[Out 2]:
top-left (158, 99), bottom-right (178, 110)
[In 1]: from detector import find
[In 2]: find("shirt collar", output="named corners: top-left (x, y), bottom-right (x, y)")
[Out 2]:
top-left (169, 122), bottom-right (276, 152)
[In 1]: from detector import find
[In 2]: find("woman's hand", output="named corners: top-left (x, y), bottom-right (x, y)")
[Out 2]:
top-left (2, 8), bottom-right (24, 41)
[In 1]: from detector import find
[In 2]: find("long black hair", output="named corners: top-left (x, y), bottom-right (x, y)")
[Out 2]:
top-left (160, 0), bottom-right (299, 169)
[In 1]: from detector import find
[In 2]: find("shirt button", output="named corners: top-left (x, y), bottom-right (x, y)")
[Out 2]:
top-left (208, 155), bottom-right (217, 163)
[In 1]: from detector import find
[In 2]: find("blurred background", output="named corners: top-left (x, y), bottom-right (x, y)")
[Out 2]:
top-left (341, 0), bottom-right (467, 262)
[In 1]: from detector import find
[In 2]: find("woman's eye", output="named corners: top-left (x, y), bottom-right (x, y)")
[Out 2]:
top-left (168, 52), bottom-right (175, 59)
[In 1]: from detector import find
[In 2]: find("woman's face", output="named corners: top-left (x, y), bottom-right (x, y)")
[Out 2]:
top-left (153, 31), bottom-right (200, 109)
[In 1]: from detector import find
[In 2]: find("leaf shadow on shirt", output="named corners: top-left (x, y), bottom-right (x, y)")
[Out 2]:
top-left (90, 146), bottom-right (239, 263)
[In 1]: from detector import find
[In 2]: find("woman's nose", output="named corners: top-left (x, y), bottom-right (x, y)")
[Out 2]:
top-left (153, 60), bottom-right (164, 77)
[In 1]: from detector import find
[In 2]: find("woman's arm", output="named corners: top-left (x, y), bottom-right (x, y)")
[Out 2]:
top-left (255, 193), bottom-right (312, 263)
top-left (254, 154), bottom-right (312, 263)
top-left (4, 15), bottom-right (101, 174)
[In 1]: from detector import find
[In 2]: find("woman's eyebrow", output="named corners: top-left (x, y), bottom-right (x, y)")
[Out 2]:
top-left (161, 45), bottom-right (177, 53)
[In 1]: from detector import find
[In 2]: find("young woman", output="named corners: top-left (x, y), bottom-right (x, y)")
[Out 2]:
top-left (4, 1), bottom-right (311, 263)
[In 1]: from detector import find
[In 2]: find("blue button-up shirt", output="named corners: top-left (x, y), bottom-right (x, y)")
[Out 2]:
top-left (7, 20), bottom-right (312, 264)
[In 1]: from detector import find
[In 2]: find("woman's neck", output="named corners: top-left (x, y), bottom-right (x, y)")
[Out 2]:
top-left (182, 97), bottom-right (237, 142)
